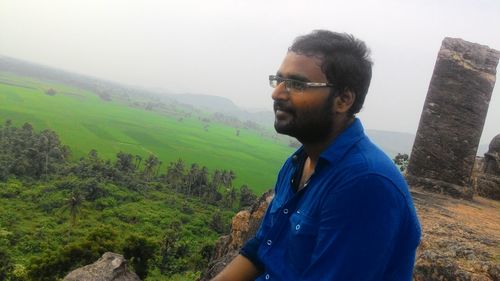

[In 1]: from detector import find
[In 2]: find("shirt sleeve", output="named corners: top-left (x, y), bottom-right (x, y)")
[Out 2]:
top-left (239, 236), bottom-right (264, 271)
top-left (300, 174), bottom-right (408, 281)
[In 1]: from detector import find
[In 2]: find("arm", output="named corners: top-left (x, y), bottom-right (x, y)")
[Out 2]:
top-left (211, 254), bottom-right (263, 281)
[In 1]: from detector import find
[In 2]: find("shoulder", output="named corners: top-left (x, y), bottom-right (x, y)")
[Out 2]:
top-left (334, 136), bottom-right (410, 197)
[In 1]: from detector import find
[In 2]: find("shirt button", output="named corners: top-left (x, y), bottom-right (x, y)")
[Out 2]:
top-left (295, 224), bottom-right (301, 230)
top-left (266, 240), bottom-right (272, 246)
top-left (283, 208), bottom-right (289, 214)
top-left (265, 274), bottom-right (270, 280)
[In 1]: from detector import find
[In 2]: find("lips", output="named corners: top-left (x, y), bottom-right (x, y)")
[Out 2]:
top-left (275, 109), bottom-right (291, 120)
top-left (273, 101), bottom-right (294, 117)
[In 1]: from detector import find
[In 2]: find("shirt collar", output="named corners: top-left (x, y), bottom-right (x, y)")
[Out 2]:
top-left (290, 118), bottom-right (366, 165)
top-left (320, 118), bottom-right (365, 164)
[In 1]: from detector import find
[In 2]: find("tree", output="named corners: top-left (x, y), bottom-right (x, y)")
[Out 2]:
top-left (45, 88), bottom-right (57, 96)
top-left (61, 190), bottom-right (84, 227)
top-left (0, 248), bottom-right (13, 281)
top-left (123, 235), bottom-right (155, 279)
top-left (185, 163), bottom-right (200, 195)
top-left (81, 178), bottom-right (106, 201)
top-left (219, 169), bottom-right (236, 190)
top-left (115, 152), bottom-right (135, 173)
top-left (143, 154), bottom-right (160, 180)
top-left (225, 187), bottom-right (237, 208)
top-left (155, 160), bottom-right (163, 177)
top-left (166, 159), bottom-right (185, 191)
top-left (209, 212), bottom-right (227, 234)
top-left (393, 153), bottom-right (409, 172)
top-left (159, 223), bottom-right (181, 274)
top-left (239, 185), bottom-right (257, 208)
top-left (28, 226), bottom-right (119, 281)
top-left (134, 154), bottom-right (142, 169)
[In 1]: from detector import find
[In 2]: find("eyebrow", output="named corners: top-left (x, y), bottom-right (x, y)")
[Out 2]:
top-left (275, 72), bottom-right (311, 82)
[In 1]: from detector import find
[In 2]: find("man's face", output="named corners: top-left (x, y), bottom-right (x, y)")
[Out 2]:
top-left (272, 52), bottom-right (335, 143)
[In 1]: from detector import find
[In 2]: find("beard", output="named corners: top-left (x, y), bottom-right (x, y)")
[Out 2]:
top-left (273, 96), bottom-right (334, 144)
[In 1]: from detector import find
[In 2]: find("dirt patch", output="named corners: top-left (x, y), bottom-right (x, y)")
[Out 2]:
top-left (412, 187), bottom-right (500, 281)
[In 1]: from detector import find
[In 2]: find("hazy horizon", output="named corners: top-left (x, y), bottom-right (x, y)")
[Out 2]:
top-left (1, 0), bottom-right (499, 144)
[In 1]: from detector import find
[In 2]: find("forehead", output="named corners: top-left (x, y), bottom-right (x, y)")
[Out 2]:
top-left (277, 52), bottom-right (326, 81)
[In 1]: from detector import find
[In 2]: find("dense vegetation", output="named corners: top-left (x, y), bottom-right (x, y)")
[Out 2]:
top-left (0, 121), bottom-right (258, 280)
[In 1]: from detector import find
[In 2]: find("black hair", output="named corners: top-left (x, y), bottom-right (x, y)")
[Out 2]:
top-left (289, 30), bottom-right (373, 116)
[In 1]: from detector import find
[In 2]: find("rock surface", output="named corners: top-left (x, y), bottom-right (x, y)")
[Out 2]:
top-left (198, 190), bottom-right (274, 281)
top-left (200, 187), bottom-right (500, 281)
top-left (407, 37), bottom-right (500, 199)
top-left (472, 134), bottom-right (500, 200)
top-left (63, 252), bottom-right (140, 281)
top-left (411, 187), bottom-right (500, 281)
top-left (484, 134), bottom-right (500, 176)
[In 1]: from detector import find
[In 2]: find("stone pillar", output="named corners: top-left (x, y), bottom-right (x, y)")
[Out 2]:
top-left (406, 37), bottom-right (500, 199)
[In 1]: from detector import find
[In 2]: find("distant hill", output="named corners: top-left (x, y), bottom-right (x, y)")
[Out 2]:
top-left (172, 94), bottom-right (240, 112)
top-left (0, 55), bottom-right (488, 160)
top-left (0, 55), bottom-right (166, 103)
top-left (365, 129), bottom-right (415, 157)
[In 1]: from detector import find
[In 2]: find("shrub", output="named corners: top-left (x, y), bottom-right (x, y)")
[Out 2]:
top-left (123, 235), bottom-right (156, 279)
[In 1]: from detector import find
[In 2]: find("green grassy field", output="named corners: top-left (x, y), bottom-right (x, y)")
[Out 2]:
top-left (0, 72), bottom-right (293, 193)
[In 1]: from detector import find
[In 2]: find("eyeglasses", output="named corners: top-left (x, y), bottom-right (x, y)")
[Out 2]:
top-left (269, 75), bottom-right (333, 93)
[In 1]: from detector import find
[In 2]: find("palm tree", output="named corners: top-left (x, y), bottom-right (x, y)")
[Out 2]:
top-left (185, 163), bottom-right (200, 195)
top-left (143, 154), bottom-right (159, 180)
top-left (134, 154), bottom-right (142, 170)
top-left (167, 159), bottom-right (185, 191)
top-left (116, 152), bottom-right (135, 172)
top-left (155, 160), bottom-right (163, 177)
top-left (60, 190), bottom-right (84, 227)
top-left (221, 170), bottom-right (236, 189)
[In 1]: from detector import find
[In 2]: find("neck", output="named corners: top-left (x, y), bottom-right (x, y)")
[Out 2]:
top-left (300, 116), bottom-right (354, 169)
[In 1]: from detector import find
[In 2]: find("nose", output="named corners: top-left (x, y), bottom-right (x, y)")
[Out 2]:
top-left (271, 81), bottom-right (289, 101)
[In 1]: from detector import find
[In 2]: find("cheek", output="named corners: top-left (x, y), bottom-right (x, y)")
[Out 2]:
top-left (290, 93), bottom-right (331, 111)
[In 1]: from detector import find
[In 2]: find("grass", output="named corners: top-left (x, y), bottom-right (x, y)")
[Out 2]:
top-left (0, 72), bottom-right (293, 193)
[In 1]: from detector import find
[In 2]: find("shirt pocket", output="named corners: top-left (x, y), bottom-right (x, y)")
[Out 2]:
top-left (286, 211), bottom-right (319, 273)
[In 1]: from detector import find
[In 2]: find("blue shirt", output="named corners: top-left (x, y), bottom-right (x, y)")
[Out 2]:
top-left (241, 118), bottom-right (421, 281)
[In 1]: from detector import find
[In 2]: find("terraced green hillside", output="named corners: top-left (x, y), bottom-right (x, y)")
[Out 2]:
top-left (0, 72), bottom-right (293, 192)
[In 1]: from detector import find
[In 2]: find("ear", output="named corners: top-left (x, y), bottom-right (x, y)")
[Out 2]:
top-left (334, 89), bottom-right (356, 114)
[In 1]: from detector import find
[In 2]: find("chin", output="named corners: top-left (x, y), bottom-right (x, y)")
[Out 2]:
top-left (274, 122), bottom-right (296, 138)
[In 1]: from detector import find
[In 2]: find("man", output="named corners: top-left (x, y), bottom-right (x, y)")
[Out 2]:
top-left (212, 30), bottom-right (421, 281)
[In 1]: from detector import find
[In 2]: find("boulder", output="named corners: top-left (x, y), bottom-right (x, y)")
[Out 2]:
top-left (484, 134), bottom-right (500, 176)
top-left (472, 135), bottom-right (500, 200)
top-left (63, 252), bottom-right (140, 281)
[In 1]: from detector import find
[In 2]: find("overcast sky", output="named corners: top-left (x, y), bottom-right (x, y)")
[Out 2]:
top-left (0, 0), bottom-right (499, 144)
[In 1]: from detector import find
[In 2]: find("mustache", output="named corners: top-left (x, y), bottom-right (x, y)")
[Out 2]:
top-left (273, 101), bottom-right (294, 114)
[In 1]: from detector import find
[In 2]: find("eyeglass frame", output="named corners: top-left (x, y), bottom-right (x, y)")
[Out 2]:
top-left (269, 75), bottom-right (334, 93)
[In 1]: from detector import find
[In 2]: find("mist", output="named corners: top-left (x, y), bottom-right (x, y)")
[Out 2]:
top-left (0, 0), bottom-right (499, 144)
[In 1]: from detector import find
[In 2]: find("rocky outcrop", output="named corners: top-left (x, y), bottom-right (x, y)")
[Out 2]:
top-left (475, 173), bottom-right (500, 201)
top-left (63, 252), bottom-right (140, 281)
top-left (198, 190), bottom-right (274, 281)
top-left (202, 188), bottom-right (500, 281)
top-left (407, 38), bottom-right (500, 199)
top-left (411, 187), bottom-right (500, 281)
top-left (484, 134), bottom-right (500, 176)
top-left (473, 134), bottom-right (500, 200)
